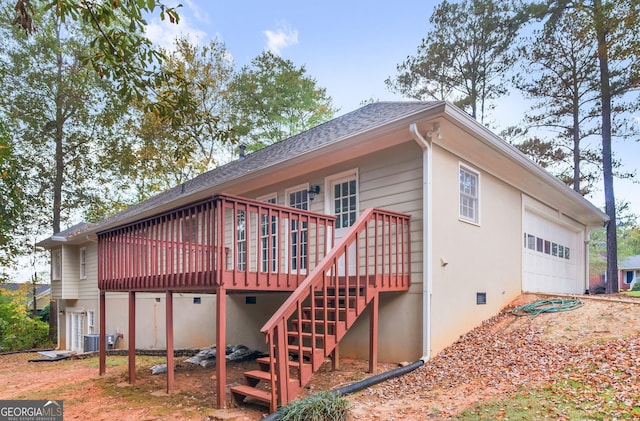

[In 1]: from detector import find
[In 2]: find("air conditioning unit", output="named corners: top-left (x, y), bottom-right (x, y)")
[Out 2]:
top-left (83, 334), bottom-right (117, 352)
top-left (83, 334), bottom-right (99, 352)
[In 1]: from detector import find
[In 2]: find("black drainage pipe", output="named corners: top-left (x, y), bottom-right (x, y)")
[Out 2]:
top-left (262, 357), bottom-right (426, 421)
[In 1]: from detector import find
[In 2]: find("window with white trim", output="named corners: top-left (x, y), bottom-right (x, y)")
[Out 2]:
top-left (52, 249), bottom-right (62, 280)
top-left (87, 310), bottom-right (95, 334)
top-left (237, 210), bottom-right (246, 271)
top-left (79, 247), bottom-right (87, 279)
top-left (459, 165), bottom-right (480, 224)
top-left (182, 215), bottom-right (198, 243)
top-left (332, 176), bottom-right (358, 230)
top-left (258, 194), bottom-right (278, 272)
top-left (287, 186), bottom-right (309, 272)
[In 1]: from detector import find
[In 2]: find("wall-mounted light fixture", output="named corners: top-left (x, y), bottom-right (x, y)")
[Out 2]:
top-left (59, 310), bottom-right (65, 316)
top-left (307, 185), bottom-right (320, 201)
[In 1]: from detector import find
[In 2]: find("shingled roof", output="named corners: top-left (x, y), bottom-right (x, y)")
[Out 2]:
top-left (92, 101), bottom-right (439, 233)
top-left (620, 255), bottom-right (640, 270)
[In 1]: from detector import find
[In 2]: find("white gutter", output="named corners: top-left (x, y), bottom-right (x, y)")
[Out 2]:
top-left (410, 123), bottom-right (432, 361)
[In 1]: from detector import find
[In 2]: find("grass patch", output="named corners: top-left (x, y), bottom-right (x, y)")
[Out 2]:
top-left (455, 380), bottom-right (640, 420)
top-left (276, 391), bottom-right (351, 421)
top-left (453, 388), bottom-right (585, 420)
top-left (622, 290), bottom-right (640, 297)
top-left (98, 374), bottom-right (215, 418)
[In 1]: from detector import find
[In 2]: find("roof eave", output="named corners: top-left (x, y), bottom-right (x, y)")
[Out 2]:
top-left (441, 103), bottom-right (608, 227)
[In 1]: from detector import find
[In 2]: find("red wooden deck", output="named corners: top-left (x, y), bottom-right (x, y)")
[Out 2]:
top-left (98, 194), bottom-right (336, 292)
top-left (97, 194), bottom-right (411, 410)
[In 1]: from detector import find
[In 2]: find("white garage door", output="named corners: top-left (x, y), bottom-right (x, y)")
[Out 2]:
top-left (523, 210), bottom-right (582, 294)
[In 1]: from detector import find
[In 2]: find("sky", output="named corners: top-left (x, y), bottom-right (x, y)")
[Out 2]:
top-left (144, 0), bottom-right (638, 217)
top-left (145, 0), bottom-right (434, 112)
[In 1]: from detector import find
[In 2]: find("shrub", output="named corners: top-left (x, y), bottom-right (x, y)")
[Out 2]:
top-left (0, 288), bottom-right (52, 351)
top-left (631, 282), bottom-right (640, 292)
top-left (276, 391), bottom-right (351, 421)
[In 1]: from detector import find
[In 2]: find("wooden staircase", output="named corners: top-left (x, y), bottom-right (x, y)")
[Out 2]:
top-left (231, 284), bottom-right (373, 409)
top-left (230, 208), bottom-right (411, 412)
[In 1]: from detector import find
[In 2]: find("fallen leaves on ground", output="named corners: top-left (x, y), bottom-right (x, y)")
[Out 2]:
top-left (348, 296), bottom-right (640, 419)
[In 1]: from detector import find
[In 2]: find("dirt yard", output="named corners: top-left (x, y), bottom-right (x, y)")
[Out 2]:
top-left (1, 293), bottom-right (638, 420)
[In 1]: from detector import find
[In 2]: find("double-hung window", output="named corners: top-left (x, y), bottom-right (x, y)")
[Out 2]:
top-left (287, 186), bottom-right (309, 272)
top-left (52, 249), bottom-right (62, 280)
top-left (79, 247), bottom-right (87, 279)
top-left (87, 310), bottom-right (95, 334)
top-left (459, 165), bottom-right (480, 224)
top-left (236, 210), bottom-right (247, 271)
top-left (258, 194), bottom-right (278, 273)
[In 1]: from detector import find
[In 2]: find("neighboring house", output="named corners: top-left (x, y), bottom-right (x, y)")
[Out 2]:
top-left (38, 101), bottom-right (607, 410)
top-left (0, 283), bottom-right (51, 317)
top-left (619, 255), bottom-right (640, 291)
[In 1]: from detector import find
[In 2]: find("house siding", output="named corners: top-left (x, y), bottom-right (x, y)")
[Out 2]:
top-left (429, 144), bottom-right (522, 355)
top-left (61, 245), bottom-right (79, 299)
top-left (104, 293), bottom-right (217, 350)
top-left (245, 141), bottom-right (425, 362)
top-left (79, 243), bottom-right (99, 300)
top-left (336, 141), bottom-right (424, 361)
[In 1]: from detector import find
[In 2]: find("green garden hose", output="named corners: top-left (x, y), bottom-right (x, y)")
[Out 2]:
top-left (511, 298), bottom-right (583, 317)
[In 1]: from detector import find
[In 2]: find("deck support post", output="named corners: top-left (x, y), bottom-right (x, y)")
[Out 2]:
top-left (128, 291), bottom-right (136, 384)
top-left (368, 293), bottom-right (378, 373)
top-left (166, 291), bottom-right (174, 394)
top-left (99, 291), bottom-right (106, 375)
top-left (216, 287), bottom-right (227, 408)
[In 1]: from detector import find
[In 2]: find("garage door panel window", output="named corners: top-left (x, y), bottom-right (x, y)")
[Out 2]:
top-left (524, 232), bottom-right (570, 260)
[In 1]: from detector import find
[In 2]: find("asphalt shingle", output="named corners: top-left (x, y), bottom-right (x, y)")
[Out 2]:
top-left (93, 101), bottom-right (437, 232)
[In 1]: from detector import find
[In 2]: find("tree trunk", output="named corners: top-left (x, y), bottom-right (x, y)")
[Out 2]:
top-left (593, 0), bottom-right (618, 294)
top-left (572, 97), bottom-right (581, 193)
top-left (53, 21), bottom-right (64, 235)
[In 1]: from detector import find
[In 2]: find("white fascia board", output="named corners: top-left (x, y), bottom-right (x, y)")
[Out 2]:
top-left (441, 103), bottom-right (607, 227)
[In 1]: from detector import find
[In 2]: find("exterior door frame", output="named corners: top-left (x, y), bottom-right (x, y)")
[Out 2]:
top-left (66, 307), bottom-right (85, 352)
top-left (324, 169), bottom-right (359, 275)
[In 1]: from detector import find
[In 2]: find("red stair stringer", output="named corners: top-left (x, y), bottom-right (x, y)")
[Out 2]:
top-left (230, 208), bottom-right (411, 412)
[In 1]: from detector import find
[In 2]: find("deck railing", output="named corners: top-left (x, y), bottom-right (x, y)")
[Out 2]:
top-left (259, 208), bottom-right (411, 409)
top-left (98, 194), bottom-right (336, 292)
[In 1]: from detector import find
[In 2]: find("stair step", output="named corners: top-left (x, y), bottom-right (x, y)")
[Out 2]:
top-left (292, 318), bottom-right (337, 325)
top-left (256, 356), bottom-right (301, 370)
top-left (286, 345), bottom-right (325, 357)
top-left (303, 306), bottom-right (348, 311)
top-left (287, 331), bottom-right (333, 338)
top-left (230, 384), bottom-right (271, 406)
top-left (245, 369), bottom-right (274, 382)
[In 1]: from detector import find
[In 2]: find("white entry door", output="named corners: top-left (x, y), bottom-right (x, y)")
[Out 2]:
top-left (68, 311), bottom-right (85, 352)
top-left (327, 171), bottom-right (358, 276)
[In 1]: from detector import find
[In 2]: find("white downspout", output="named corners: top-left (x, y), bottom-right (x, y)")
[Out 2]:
top-left (584, 229), bottom-right (590, 294)
top-left (410, 123), bottom-right (432, 361)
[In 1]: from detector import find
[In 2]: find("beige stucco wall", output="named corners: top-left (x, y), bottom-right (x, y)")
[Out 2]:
top-left (226, 293), bottom-right (290, 352)
top-left (104, 293), bottom-right (216, 350)
top-left (60, 292), bottom-right (286, 353)
top-left (429, 144), bottom-right (522, 355)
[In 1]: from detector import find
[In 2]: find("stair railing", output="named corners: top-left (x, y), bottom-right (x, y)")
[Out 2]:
top-left (260, 208), bottom-right (411, 410)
